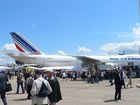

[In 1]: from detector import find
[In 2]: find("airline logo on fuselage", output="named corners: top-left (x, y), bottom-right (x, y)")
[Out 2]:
top-left (109, 57), bottom-right (140, 61)
top-left (11, 32), bottom-right (41, 54)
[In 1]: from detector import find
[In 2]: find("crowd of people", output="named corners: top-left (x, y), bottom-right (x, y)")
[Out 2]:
top-left (1, 65), bottom-right (140, 105)
top-left (54, 66), bottom-right (135, 101)
top-left (0, 68), bottom-right (62, 105)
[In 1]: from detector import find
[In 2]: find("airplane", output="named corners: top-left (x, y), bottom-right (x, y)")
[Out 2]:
top-left (5, 32), bottom-right (140, 71)
top-left (5, 32), bottom-right (89, 70)
top-left (81, 54), bottom-right (140, 66)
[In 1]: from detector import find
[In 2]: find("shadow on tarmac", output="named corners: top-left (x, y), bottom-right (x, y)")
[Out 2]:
top-left (104, 99), bottom-right (117, 102)
top-left (6, 92), bottom-right (17, 95)
top-left (105, 85), bottom-right (113, 87)
top-left (13, 98), bottom-right (29, 101)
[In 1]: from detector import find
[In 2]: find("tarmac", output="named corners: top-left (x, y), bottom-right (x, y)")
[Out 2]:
top-left (1, 78), bottom-right (140, 105)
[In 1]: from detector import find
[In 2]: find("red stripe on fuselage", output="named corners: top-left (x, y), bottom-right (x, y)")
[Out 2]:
top-left (15, 43), bottom-right (25, 52)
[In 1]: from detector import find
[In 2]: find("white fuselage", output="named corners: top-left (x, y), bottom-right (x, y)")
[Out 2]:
top-left (6, 52), bottom-right (140, 67)
top-left (6, 53), bottom-right (82, 67)
top-left (88, 54), bottom-right (140, 66)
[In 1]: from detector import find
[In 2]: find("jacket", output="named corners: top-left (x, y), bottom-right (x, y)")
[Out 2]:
top-left (48, 76), bottom-right (62, 103)
top-left (31, 76), bottom-right (52, 105)
top-left (0, 73), bottom-right (8, 92)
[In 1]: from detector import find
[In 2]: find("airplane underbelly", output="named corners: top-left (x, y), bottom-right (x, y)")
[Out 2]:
top-left (20, 57), bottom-right (82, 67)
top-left (45, 61), bottom-right (76, 66)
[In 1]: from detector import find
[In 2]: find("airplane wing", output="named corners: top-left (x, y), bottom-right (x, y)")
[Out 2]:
top-left (74, 56), bottom-right (104, 65)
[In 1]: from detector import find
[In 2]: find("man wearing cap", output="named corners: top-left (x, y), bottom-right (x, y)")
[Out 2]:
top-left (31, 70), bottom-right (52, 105)
top-left (46, 69), bottom-right (62, 105)
top-left (0, 69), bottom-right (8, 105)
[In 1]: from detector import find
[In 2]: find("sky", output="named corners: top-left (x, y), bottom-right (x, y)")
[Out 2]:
top-left (1, 0), bottom-right (140, 64)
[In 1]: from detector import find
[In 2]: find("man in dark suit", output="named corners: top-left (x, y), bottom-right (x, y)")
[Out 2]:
top-left (0, 70), bottom-right (8, 105)
top-left (46, 69), bottom-right (62, 105)
top-left (114, 68), bottom-right (122, 100)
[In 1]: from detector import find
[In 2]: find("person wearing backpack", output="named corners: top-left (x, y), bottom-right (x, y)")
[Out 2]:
top-left (31, 70), bottom-right (52, 105)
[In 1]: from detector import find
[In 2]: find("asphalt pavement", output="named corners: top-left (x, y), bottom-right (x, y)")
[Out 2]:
top-left (1, 77), bottom-right (140, 105)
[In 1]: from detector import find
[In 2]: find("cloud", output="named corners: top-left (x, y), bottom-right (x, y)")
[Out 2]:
top-left (1, 44), bottom-right (17, 52)
top-left (0, 45), bottom-right (15, 64)
top-left (77, 46), bottom-right (92, 53)
top-left (117, 23), bottom-right (140, 39)
top-left (100, 40), bottom-right (140, 54)
top-left (117, 32), bottom-right (132, 38)
top-left (132, 23), bottom-right (140, 38)
top-left (0, 55), bottom-right (14, 64)
top-left (100, 23), bottom-right (140, 55)
top-left (57, 50), bottom-right (67, 55)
